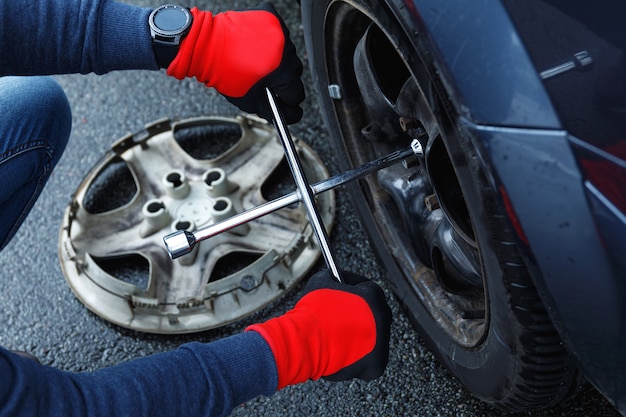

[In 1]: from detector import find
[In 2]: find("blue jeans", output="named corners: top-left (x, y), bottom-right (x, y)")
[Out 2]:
top-left (0, 76), bottom-right (72, 250)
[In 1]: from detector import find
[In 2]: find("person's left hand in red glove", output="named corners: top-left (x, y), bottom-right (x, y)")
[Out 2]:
top-left (166, 2), bottom-right (305, 124)
top-left (247, 269), bottom-right (393, 389)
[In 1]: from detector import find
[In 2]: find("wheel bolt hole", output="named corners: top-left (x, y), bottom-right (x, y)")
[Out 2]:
top-left (175, 221), bottom-right (191, 230)
top-left (214, 200), bottom-right (228, 211)
top-left (167, 173), bottom-right (183, 188)
top-left (147, 202), bottom-right (165, 213)
top-left (204, 171), bottom-right (222, 186)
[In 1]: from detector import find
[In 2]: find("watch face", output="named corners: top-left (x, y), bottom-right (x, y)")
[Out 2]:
top-left (151, 5), bottom-right (191, 36)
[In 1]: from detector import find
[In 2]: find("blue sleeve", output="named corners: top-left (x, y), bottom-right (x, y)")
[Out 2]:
top-left (0, 0), bottom-right (159, 75)
top-left (0, 332), bottom-right (278, 417)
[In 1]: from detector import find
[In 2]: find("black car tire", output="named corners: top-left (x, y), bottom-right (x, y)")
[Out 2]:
top-left (301, 0), bottom-right (582, 411)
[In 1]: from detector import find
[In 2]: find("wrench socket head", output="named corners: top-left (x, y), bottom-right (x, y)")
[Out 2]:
top-left (163, 230), bottom-right (196, 259)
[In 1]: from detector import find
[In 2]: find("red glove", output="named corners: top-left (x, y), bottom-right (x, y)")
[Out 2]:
top-left (167, 2), bottom-right (304, 124)
top-left (246, 270), bottom-right (392, 389)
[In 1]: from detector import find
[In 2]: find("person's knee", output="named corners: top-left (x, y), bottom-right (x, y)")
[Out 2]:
top-left (0, 77), bottom-right (72, 250)
top-left (0, 76), bottom-right (72, 162)
top-left (29, 77), bottom-right (72, 160)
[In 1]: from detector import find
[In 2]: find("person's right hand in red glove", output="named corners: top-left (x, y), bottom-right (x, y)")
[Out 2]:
top-left (247, 269), bottom-right (392, 389)
top-left (167, 2), bottom-right (305, 124)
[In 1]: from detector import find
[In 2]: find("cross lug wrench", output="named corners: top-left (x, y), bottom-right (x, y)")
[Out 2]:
top-left (163, 91), bottom-right (424, 279)
top-left (266, 88), bottom-right (343, 281)
top-left (163, 143), bottom-right (417, 259)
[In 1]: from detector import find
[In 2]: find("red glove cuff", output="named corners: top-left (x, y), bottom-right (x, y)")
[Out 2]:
top-left (167, 8), bottom-right (285, 98)
top-left (247, 289), bottom-right (377, 390)
top-left (167, 8), bottom-right (215, 83)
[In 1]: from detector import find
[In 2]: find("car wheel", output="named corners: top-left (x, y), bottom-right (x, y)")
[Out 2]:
top-left (301, 0), bottom-right (581, 411)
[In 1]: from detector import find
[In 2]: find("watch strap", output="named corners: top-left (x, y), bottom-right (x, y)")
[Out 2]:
top-left (153, 41), bottom-right (179, 68)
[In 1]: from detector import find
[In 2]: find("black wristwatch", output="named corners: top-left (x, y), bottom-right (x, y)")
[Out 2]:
top-left (149, 4), bottom-right (193, 68)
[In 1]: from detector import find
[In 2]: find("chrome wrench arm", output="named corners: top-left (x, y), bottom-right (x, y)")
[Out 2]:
top-left (163, 144), bottom-right (417, 260)
top-left (163, 91), bottom-right (424, 266)
top-left (265, 88), bottom-right (343, 281)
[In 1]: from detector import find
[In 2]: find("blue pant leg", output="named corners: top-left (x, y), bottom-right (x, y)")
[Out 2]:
top-left (0, 76), bottom-right (72, 250)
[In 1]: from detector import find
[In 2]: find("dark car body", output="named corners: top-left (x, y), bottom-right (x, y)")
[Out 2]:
top-left (401, 0), bottom-right (626, 410)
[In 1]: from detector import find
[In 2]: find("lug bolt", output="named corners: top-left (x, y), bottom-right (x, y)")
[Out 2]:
top-left (399, 116), bottom-right (419, 132)
top-left (425, 193), bottom-right (440, 211)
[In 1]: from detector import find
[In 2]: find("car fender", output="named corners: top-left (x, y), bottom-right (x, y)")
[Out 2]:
top-left (387, 0), bottom-right (626, 409)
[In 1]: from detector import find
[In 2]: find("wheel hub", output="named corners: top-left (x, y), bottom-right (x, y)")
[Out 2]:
top-left (321, 3), bottom-right (486, 346)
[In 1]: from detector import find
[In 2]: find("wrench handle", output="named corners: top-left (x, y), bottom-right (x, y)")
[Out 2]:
top-left (266, 88), bottom-right (342, 282)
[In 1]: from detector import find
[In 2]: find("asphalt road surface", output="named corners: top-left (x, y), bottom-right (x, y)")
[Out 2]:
top-left (0, 0), bottom-right (620, 416)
